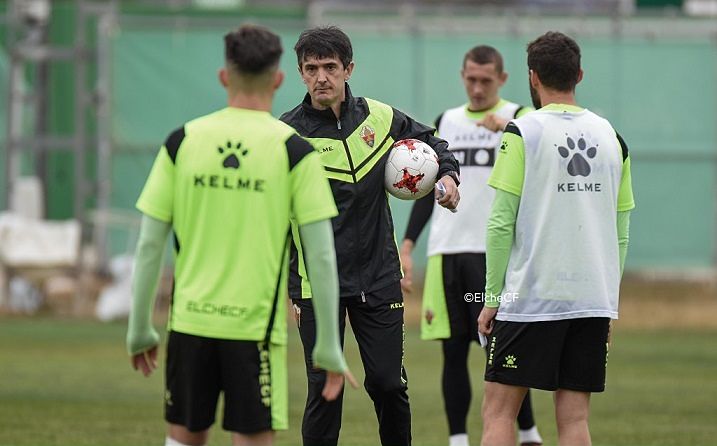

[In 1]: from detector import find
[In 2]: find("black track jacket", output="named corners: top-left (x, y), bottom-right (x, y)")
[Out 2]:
top-left (281, 84), bottom-right (459, 299)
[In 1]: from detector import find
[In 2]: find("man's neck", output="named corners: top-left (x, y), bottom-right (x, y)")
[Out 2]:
top-left (329, 101), bottom-right (342, 119)
top-left (468, 98), bottom-right (501, 113)
top-left (539, 90), bottom-right (577, 108)
top-left (228, 90), bottom-right (272, 112)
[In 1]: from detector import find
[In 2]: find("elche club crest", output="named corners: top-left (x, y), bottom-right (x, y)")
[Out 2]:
top-left (360, 125), bottom-right (375, 147)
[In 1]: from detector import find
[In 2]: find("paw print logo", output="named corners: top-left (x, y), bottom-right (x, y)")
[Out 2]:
top-left (218, 141), bottom-right (248, 169)
top-left (503, 355), bottom-right (518, 368)
top-left (557, 134), bottom-right (597, 177)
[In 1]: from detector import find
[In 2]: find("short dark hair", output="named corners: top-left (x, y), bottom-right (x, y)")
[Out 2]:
top-left (294, 26), bottom-right (353, 69)
top-left (224, 24), bottom-right (282, 75)
top-left (527, 31), bottom-right (581, 92)
top-left (463, 45), bottom-right (504, 73)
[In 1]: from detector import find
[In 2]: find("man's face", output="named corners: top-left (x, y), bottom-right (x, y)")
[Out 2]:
top-left (461, 60), bottom-right (507, 111)
top-left (299, 55), bottom-right (353, 109)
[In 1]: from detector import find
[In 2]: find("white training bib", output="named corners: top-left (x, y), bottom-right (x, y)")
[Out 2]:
top-left (498, 108), bottom-right (623, 322)
top-left (428, 100), bottom-right (521, 256)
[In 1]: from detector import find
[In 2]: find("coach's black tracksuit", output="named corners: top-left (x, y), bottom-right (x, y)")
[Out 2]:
top-left (281, 84), bottom-right (459, 446)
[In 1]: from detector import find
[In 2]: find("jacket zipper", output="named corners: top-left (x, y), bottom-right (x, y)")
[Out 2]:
top-left (337, 118), bottom-right (365, 300)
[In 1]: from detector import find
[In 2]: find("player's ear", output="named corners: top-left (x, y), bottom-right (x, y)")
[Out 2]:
top-left (273, 69), bottom-right (285, 91)
top-left (529, 69), bottom-right (539, 88)
top-left (219, 67), bottom-right (229, 88)
top-left (499, 70), bottom-right (508, 85)
top-left (576, 69), bottom-right (584, 86)
top-left (297, 64), bottom-right (308, 84)
top-left (344, 61), bottom-right (355, 80)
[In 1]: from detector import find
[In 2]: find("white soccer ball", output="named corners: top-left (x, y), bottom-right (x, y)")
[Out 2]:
top-left (385, 139), bottom-right (439, 200)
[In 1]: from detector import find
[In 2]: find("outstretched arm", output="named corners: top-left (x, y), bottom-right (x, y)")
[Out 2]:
top-left (478, 189), bottom-right (520, 337)
top-left (299, 219), bottom-right (357, 400)
top-left (127, 214), bottom-right (171, 376)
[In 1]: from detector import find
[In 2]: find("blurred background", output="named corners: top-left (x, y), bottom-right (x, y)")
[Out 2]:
top-left (0, 1), bottom-right (715, 445)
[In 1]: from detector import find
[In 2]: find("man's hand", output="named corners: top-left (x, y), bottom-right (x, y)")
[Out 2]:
top-left (436, 175), bottom-right (459, 210)
top-left (478, 306), bottom-right (499, 337)
top-left (399, 240), bottom-right (414, 294)
top-left (127, 325), bottom-right (160, 377)
top-left (131, 345), bottom-right (158, 377)
top-left (313, 339), bottom-right (358, 402)
top-left (476, 113), bottom-right (508, 132)
top-left (322, 369), bottom-right (359, 401)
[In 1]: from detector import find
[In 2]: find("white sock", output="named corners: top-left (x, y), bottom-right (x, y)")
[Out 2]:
top-left (518, 425), bottom-right (543, 444)
top-left (449, 433), bottom-right (469, 446)
top-left (165, 437), bottom-right (203, 446)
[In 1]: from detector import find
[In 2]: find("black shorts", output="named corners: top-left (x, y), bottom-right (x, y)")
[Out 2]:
top-left (443, 253), bottom-right (485, 341)
top-left (165, 331), bottom-right (288, 433)
top-left (484, 317), bottom-right (610, 392)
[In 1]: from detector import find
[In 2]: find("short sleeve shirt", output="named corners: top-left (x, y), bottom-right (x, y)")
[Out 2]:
top-left (137, 107), bottom-right (337, 343)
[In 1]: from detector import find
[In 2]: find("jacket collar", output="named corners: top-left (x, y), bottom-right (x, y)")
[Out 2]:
top-left (301, 83), bottom-right (356, 121)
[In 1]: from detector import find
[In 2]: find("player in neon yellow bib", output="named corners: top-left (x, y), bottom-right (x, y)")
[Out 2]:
top-left (126, 25), bottom-right (353, 446)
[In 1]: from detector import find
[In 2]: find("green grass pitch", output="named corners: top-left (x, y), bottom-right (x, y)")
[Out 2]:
top-left (0, 317), bottom-right (716, 445)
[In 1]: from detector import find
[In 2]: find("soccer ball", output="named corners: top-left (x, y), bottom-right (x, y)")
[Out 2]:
top-left (385, 139), bottom-right (439, 200)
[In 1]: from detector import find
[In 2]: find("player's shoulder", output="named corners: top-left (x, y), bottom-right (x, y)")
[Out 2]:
top-left (444, 104), bottom-right (468, 117)
top-left (513, 104), bottom-right (562, 128)
top-left (363, 96), bottom-right (405, 134)
top-left (585, 111), bottom-right (629, 161)
top-left (433, 104), bottom-right (465, 130)
top-left (161, 125), bottom-right (187, 164)
top-left (185, 107), bottom-right (228, 128)
top-left (273, 116), bottom-right (297, 134)
top-left (585, 109), bottom-right (614, 126)
top-left (495, 99), bottom-right (531, 119)
top-left (164, 108), bottom-right (224, 148)
top-left (179, 108), bottom-right (229, 141)
top-left (285, 133), bottom-right (316, 170)
top-left (506, 109), bottom-right (537, 138)
top-left (157, 110), bottom-right (228, 163)
top-left (275, 108), bottom-right (317, 168)
top-left (582, 110), bottom-right (628, 162)
top-left (512, 104), bottom-right (534, 119)
top-left (362, 96), bottom-right (387, 108)
top-left (362, 96), bottom-right (393, 118)
top-left (279, 103), bottom-right (303, 127)
top-left (582, 109), bottom-right (621, 136)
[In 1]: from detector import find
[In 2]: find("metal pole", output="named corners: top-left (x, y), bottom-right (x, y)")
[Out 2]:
top-left (73, 0), bottom-right (87, 223)
top-left (35, 26), bottom-right (50, 218)
top-left (1, 5), bottom-right (20, 308)
top-left (6, 49), bottom-right (24, 214)
top-left (71, 0), bottom-right (89, 313)
top-left (713, 35), bottom-right (717, 284)
top-left (4, 1), bottom-right (19, 212)
top-left (94, 1), bottom-right (117, 270)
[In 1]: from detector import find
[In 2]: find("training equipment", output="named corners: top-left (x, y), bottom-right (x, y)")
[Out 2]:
top-left (385, 139), bottom-right (439, 200)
